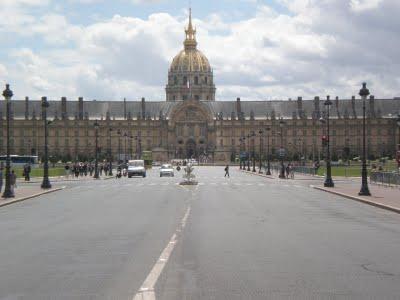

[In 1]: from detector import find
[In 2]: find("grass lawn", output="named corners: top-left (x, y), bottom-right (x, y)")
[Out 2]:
top-left (316, 162), bottom-right (398, 177)
top-left (13, 167), bottom-right (66, 178)
top-left (316, 166), bottom-right (366, 177)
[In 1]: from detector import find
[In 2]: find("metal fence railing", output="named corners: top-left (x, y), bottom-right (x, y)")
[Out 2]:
top-left (370, 171), bottom-right (400, 187)
top-left (292, 166), bottom-right (317, 176)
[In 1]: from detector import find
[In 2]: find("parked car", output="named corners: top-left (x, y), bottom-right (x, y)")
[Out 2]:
top-left (160, 164), bottom-right (174, 177)
top-left (127, 160), bottom-right (146, 178)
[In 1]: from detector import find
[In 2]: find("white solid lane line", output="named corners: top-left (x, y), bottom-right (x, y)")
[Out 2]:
top-left (133, 206), bottom-right (191, 300)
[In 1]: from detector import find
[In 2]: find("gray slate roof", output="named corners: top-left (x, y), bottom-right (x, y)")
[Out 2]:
top-left (1, 98), bottom-right (399, 120)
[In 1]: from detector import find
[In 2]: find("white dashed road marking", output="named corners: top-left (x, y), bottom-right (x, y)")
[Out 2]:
top-left (133, 206), bottom-right (191, 300)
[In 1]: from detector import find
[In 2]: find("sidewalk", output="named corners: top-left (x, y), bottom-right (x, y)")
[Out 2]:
top-left (240, 169), bottom-right (400, 214)
top-left (312, 182), bottom-right (400, 214)
top-left (0, 185), bottom-right (65, 208)
top-left (16, 174), bottom-right (114, 184)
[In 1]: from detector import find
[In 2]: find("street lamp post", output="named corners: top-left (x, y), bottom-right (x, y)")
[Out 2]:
top-left (252, 132), bottom-right (256, 172)
top-left (124, 132), bottom-right (128, 164)
top-left (41, 97), bottom-right (52, 189)
top-left (323, 96), bottom-right (334, 187)
top-left (266, 127), bottom-right (271, 175)
top-left (396, 114), bottom-right (400, 172)
top-left (279, 118), bottom-right (286, 179)
top-left (258, 130), bottom-right (263, 173)
top-left (2, 84), bottom-right (14, 198)
top-left (117, 129), bottom-right (121, 164)
top-left (246, 134), bottom-right (251, 171)
top-left (239, 137), bottom-right (244, 169)
top-left (94, 121), bottom-right (100, 179)
top-left (359, 83), bottom-right (371, 196)
top-left (108, 128), bottom-right (113, 176)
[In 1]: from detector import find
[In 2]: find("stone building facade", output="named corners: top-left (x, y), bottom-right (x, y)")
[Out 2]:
top-left (1, 12), bottom-right (400, 163)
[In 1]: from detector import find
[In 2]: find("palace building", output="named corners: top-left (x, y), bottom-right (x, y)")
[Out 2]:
top-left (1, 10), bottom-right (400, 163)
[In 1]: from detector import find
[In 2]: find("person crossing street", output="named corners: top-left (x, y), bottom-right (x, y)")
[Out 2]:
top-left (224, 165), bottom-right (230, 178)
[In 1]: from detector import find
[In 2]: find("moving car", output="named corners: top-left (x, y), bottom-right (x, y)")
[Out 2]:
top-left (160, 164), bottom-right (174, 177)
top-left (127, 160), bottom-right (146, 178)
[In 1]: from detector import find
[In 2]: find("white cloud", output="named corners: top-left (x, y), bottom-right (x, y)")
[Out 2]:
top-left (2, 0), bottom-right (400, 101)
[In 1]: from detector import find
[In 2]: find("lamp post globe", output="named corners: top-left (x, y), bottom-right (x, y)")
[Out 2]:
top-left (358, 83), bottom-right (371, 196)
top-left (41, 97), bottom-right (52, 189)
top-left (2, 84), bottom-right (14, 198)
top-left (93, 121), bottom-right (100, 179)
top-left (323, 95), bottom-right (334, 187)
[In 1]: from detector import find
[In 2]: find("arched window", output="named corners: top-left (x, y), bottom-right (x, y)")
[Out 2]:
top-left (174, 76), bottom-right (178, 85)
top-left (173, 95), bottom-right (176, 101)
top-left (194, 76), bottom-right (199, 85)
top-left (205, 77), bottom-right (208, 84)
top-left (183, 76), bottom-right (187, 86)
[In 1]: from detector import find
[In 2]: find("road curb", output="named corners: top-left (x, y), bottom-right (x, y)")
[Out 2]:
top-left (311, 185), bottom-right (400, 214)
top-left (0, 186), bottom-right (66, 208)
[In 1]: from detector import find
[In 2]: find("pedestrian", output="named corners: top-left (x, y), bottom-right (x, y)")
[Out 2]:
top-left (84, 163), bottom-right (88, 176)
top-left (224, 165), bottom-right (230, 178)
top-left (100, 164), bottom-right (104, 176)
top-left (10, 169), bottom-right (17, 194)
top-left (23, 164), bottom-right (31, 181)
top-left (0, 163), bottom-right (3, 194)
top-left (285, 164), bottom-right (290, 179)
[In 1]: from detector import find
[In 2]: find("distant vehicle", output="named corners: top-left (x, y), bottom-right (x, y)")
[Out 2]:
top-left (127, 160), bottom-right (146, 178)
top-left (0, 155), bottom-right (39, 167)
top-left (152, 161), bottom-right (161, 167)
top-left (160, 164), bottom-right (174, 177)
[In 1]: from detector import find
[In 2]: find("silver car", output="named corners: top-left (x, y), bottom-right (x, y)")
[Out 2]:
top-left (160, 164), bottom-right (174, 177)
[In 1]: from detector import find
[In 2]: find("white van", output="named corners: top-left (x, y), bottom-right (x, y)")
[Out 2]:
top-left (127, 160), bottom-right (146, 178)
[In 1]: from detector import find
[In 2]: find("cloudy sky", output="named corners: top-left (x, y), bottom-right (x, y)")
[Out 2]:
top-left (0, 0), bottom-right (399, 101)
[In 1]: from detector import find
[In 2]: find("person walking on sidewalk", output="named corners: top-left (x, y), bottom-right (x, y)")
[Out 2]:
top-left (224, 165), bottom-right (230, 178)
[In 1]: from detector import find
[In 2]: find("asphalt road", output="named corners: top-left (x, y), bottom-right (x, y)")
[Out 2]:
top-left (0, 167), bottom-right (399, 300)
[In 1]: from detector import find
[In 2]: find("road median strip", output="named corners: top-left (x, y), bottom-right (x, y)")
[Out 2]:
top-left (0, 187), bottom-right (66, 208)
top-left (311, 185), bottom-right (400, 214)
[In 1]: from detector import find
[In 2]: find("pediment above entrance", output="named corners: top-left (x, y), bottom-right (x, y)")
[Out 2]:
top-left (168, 100), bottom-right (213, 124)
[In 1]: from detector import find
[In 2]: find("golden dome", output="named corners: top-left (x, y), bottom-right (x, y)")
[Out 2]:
top-left (170, 49), bottom-right (211, 72)
top-left (169, 8), bottom-right (212, 73)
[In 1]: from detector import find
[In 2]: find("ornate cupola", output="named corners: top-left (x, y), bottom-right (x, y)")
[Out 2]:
top-left (166, 9), bottom-right (216, 102)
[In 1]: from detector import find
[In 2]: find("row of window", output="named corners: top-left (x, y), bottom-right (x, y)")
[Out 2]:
top-left (172, 75), bottom-right (209, 86)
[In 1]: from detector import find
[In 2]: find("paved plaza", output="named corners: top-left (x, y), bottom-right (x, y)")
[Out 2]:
top-left (0, 166), bottom-right (400, 299)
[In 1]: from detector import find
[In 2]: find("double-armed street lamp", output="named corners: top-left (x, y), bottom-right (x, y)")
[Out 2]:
top-left (265, 127), bottom-right (271, 175)
top-left (93, 120), bottom-right (100, 179)
top-left (41, 97), bottom-right (52, 189)
top-left (279, 118), bottom-right (286, 179)
top-left (359, 83), bottom-right (371, 196)
top-left (322, 95), bottom-right (334, 187)
top-left (2, 84), bottom-right (14, 198)
top-left (108, 128), bottom-right (113, 176)
top-left (258, 130), bottom-right (263, 173)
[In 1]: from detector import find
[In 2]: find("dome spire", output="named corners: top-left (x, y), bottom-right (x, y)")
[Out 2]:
top-left (184, 7), bottom-right (197, 50)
